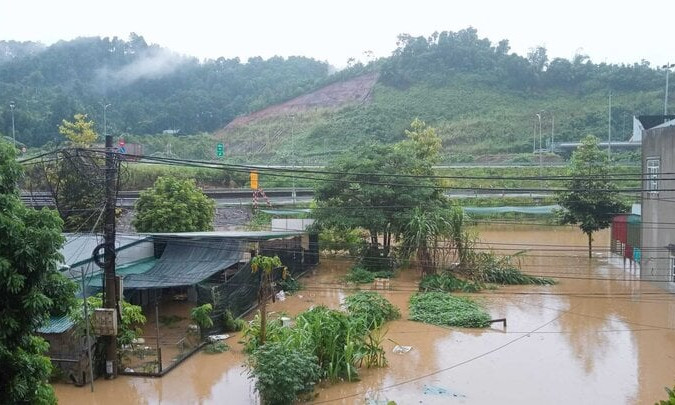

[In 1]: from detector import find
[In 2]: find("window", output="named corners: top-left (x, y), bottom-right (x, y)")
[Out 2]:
top-left (671, 255), bottom-right (675, 282)
top-left (647, 158), bottom-right (660, 197)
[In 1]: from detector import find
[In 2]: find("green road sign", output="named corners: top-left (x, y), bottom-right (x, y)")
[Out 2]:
top-left (216, 143), bottom-right (224, 157)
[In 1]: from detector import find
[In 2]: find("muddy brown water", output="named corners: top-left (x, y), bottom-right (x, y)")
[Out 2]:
top-left (55, 225), bottom-right (675, 404)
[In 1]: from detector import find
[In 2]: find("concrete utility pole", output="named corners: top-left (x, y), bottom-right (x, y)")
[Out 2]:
top-left (664, 63), bottom-right (674, 116)
top-left (102, 103), bottom-right (118, 378)
top-left (9, 100), bottom-right (16, 148)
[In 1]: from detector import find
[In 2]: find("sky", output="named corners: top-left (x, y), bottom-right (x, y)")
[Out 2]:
top-left (1, 0), bottom-right (673, 68)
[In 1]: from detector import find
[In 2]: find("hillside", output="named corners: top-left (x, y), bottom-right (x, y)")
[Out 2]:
top-left (0, 28), bottom-right (668, 163)
top-left (216, 29), bottom-right (665, 164)
top-left (0, 34), bottom-right (330, 146)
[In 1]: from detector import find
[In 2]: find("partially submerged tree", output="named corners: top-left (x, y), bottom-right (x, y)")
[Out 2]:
top-left (250, 255), bottom-right (286, 345)
top-left (133, 177), bottom-right (215, 232)
top-left (556, 135), bottom-right (629, 257)
top-left (0, 141), bottom-right (68, 404)
top-left (315, 119), bottom-right (446, 270)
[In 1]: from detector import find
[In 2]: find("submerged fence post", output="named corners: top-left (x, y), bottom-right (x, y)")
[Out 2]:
top-left (155, 294), bottom-right (162, 373)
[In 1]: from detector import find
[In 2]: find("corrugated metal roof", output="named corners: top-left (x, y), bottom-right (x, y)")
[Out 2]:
top-left (37, 315), bottom-right (75, 334)
top-left (86, 257), bottom-right (158, 288)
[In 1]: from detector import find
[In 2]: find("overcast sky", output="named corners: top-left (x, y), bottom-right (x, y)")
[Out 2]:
top-left (1, 0), bottom-right (672, 68)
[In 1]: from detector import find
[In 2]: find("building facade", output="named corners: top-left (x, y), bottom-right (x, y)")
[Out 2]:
top-left (641, 124), bottom-right (675, 283)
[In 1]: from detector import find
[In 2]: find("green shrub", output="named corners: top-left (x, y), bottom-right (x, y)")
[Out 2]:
top-left (241, 312), bottom-right (289, 354)
top-left (223, 309), bottom-right (245, 333)
top-left (248, 342), bottom-right (322, 405)
top-left (344, 292), bottom-right (400, 330)
top-left (409, 292), bottom-right (491, 328)
top-left (419, 273), bottom-right (483, 293)
top-left (190, 303), bottom-right (214, 330)
top-left (277, 277), bottom-right (302, 294)
top-left (344, 266), bottom-right (393, 284)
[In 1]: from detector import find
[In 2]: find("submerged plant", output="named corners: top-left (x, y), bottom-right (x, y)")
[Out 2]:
top-left (204, 341), bottom-right (229, 354)
top-left (419, 273), bottom-right (484, 293)
top-left (344, 291), bottom-right (401, 331)
top-left (344, 266), bottom-right (393, 284)
top-left (409, 292), bottom-right (491, 328)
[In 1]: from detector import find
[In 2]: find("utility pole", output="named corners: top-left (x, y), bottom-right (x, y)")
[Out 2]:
top-left (102, 103), bottom-right (118, 378)
top-left (664, 63), bottom-right (674, 117)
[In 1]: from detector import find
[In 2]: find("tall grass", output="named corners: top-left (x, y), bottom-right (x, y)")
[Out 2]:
top-left (243, 292), bottom-right (400, 383)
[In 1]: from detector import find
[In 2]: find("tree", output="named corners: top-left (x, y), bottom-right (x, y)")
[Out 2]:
top-left (133, 177), bottom-right (215, 232)
top-left (556, 135), bottom-right (629, 257)
top-left (250, 255), bottom-right (286, 345)
top-left (58, 113), bottom-right (98, 147)
top-left (0, 141), bottom-right (65, 404)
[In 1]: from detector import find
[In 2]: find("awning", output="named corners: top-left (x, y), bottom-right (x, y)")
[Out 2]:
top-left (124, 238), bottom-right (243, 289)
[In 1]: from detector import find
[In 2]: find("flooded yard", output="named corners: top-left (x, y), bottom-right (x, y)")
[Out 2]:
top-left (55, 225), bottom-right (675, 404)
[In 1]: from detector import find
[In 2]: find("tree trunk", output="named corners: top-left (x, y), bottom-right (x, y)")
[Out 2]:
top-left (587, 232), bottom-right (593, 259)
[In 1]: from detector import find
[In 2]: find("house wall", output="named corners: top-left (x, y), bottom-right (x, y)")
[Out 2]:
top-left (642, 126), bottom-right (675, 282)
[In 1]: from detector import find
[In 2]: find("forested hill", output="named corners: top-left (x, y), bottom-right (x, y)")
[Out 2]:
top-left (0, 34), bottom-right (330, 146)
top-left (220, 28), bottom-right (666, 162)
top-left (0, 29), bottom-right (669, 161)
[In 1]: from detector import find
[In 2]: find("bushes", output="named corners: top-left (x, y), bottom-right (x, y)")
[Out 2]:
top-left (481, 267), bottom-right (555, 285)
top-left (244, 292), bottom-right (400, 398)
top-left (409, 292), bottom-right (491, 328)
top-left (344, 266), bottom-right (393, 284)
top-left (276, 276), bottom-right (302, 294)
top-left (248, 342), bottom-right (322, 405)
top-left (419, 273), bottom-right (483, 293)
top-left (344, 291), bottom-right (401, 330)
top-left (223, 309), bottom-right (246, 333)
top-left (471, 252), bottom-right (555, 285)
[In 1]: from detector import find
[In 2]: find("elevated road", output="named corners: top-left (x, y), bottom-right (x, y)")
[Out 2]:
top-left (20, 188), bottom-right (552, 209)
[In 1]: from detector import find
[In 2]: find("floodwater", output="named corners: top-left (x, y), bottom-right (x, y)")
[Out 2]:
top-left (55, 225), bottom-right (675, 404)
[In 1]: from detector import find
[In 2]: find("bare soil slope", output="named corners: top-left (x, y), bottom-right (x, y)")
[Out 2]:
top-left (220, 72), bottom-right (378, 131)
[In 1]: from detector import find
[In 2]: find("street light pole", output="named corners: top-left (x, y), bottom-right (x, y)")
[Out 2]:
top-left (100, 103), bottom-right (111, 138)
top-left (9, 100), bottom-right (16, 148)
top-left (608, 92), bottom-right (612, 158)
top-left (536, 113), bottom-right (542, 175)
top-left (664, 63), bottom-right (674, 116)
top-left (291, 115), bottom-right (296, 205)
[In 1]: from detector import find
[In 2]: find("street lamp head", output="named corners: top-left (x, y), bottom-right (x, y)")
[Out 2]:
top-left (663, 63), bottom-right (674, 70)
top-left (9, 100), bottom-right (15, 109)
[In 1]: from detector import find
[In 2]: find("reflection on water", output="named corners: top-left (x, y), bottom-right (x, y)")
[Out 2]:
top-left (55, 225), bottom-right (675, 404)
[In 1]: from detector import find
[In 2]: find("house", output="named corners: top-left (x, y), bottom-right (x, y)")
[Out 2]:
top-left (37, 234), bottom-right (154, 385)
top-left (641, 122), bottom-right (675, 284)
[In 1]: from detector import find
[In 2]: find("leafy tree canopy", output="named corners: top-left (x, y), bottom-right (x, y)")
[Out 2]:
top-left (58, 113), bottom-right (98, 147)
top-left (132, 176), bottom-right (215, 232)
top-left (556, 135), bottom-right (629, 256)
top-left (0, 140), bottom-right (67, 404)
